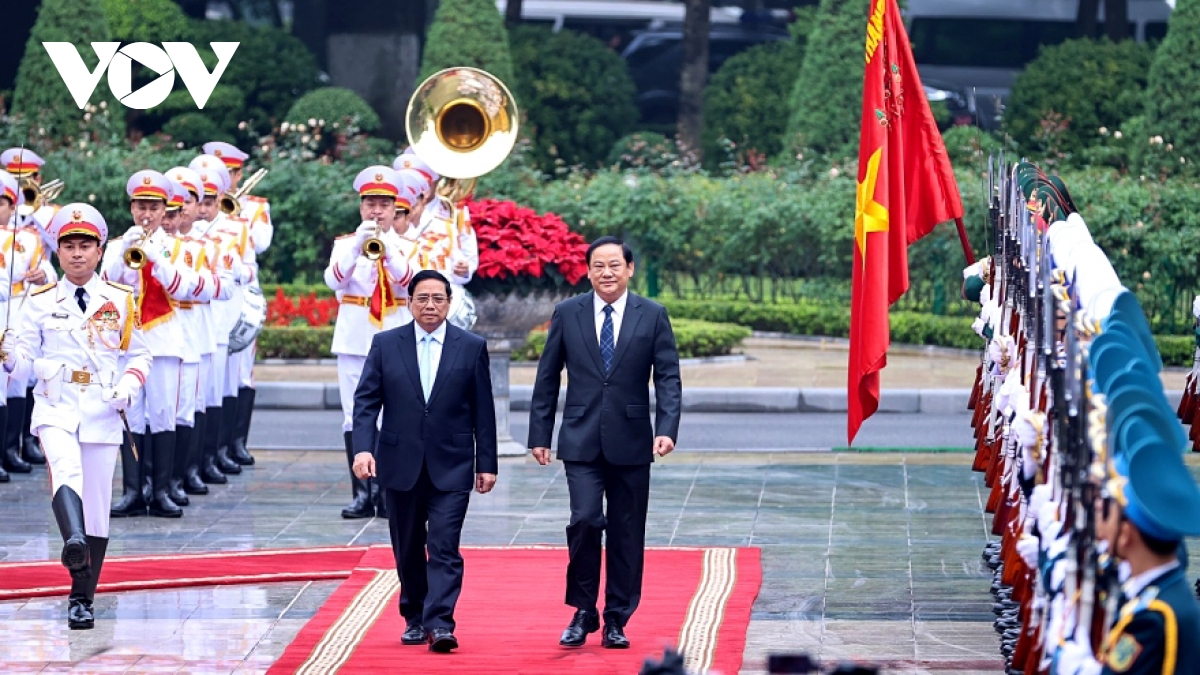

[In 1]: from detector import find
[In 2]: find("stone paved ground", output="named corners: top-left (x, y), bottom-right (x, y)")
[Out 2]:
top-left (0, 450), bottom-right (1015, 674)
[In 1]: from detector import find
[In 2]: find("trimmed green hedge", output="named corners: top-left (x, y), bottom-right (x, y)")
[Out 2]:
top-left (256, 326), bottom-right (334, 359)
top-left (1154, 335), bottom-right (1193, 368)
top-left (514, 318), bottom-right (751, 361)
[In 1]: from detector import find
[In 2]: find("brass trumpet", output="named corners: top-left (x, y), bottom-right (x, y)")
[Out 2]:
top-left (17, 178), bottom-right (65, 218)
top-left (363, 222), bottom-right (386, 261)
top-left (123, 220), bottom-right (152, 270)
top-left (219, 167), bottom-right (268, 216)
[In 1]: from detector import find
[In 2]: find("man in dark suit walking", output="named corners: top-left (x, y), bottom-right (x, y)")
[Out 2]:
top-left (352, 269), bottom-right (498, 653)
top-left (528, 236), bottom-right (682, 649)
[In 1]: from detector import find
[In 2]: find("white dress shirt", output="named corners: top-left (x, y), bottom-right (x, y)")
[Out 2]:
top-left (414, 320), bottom-right (447, 393)
top-left (593, 290), bottom-right (628, 348)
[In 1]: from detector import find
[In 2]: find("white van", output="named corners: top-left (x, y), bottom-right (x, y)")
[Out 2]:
top-left (906, 0), bottom-right (1173, 128)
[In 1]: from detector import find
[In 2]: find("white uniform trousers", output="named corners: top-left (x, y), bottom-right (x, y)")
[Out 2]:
top-left (336, 354), bottom-right (366, 433)
top-left (38, 426), bottom-right (118, 538)
top-left (130, 356), bottom-right (181, 434)
top-left (197, 352), bottom-right (213, 413)
top-left (236, 341), bottom-right (255, 389)
top-left (209, 347), bottom-right (228, 408)
top-left (223, 344), bottom-right (241, 398)
top-left (176, 362), bottom-right (199, 427)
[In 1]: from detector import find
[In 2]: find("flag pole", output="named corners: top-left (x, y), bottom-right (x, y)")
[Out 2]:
top-left (954, 217), bottom-right (975, 265)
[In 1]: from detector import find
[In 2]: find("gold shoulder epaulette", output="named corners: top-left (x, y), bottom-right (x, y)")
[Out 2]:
top-left (105, 281), bottom-right (134, 293)
top-left (31, 282), bottom-right (57, 296)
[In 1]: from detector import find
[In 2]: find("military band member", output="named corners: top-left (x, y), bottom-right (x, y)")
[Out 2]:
top-left (394, 151), bottom-right (478, 286)
top-left (168, 166), bottom-right (232, 494)
top-left (1, 150), bottom-right (56, 471)
top-left (0, 171), bottom-right (27, 483)
top-left (204, 141), bottom-right (268, 467)
top-left (0, 203), bottom-right (152, 629)
top-left (189, 155), bottom-right (256, 475)
top-left (326, 166), bottom-right (420, 519)
top-left (102, 171), bottom-right (197, 518)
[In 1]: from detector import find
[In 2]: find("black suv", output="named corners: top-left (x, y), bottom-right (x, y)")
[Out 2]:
top-left (620, 23), bottom-right (789, 127)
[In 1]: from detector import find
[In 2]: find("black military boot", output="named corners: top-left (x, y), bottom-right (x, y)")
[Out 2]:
top-left (68, 536), bottom-right (108, 630)
top-left (110, 434), bottom-right (148, 517)
top-left (168, 425), bottom-right (192, 506)
top-left (148, 432), bottom-right (182, 517)
top-left (341, 431), bottom-right (373, 519)
top-left (183, 412), bottom-right (209, 494)
top-left (21, 387), bottom-right (43, 465)
top-left (229, 387), bottom-right (255, 466)
top-left (3, 397), bottom-right (30, 473)
top-left (51, 486), bottom-right (91, 578)
top-left (201, 407), bottom-right (228, 484)
top-left (215, 397), bottom-right (242, 475)
top-left (0, 463), bottom-right (8, 483)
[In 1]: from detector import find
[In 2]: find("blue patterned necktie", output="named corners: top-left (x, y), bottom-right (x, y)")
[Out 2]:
top-left (419, 334), bottom-right (433, 401)
top-left (600, 304), bottom-right (615, 373)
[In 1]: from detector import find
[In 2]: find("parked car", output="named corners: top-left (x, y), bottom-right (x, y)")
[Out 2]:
top-left (620, 23), bottom-right (790, 128)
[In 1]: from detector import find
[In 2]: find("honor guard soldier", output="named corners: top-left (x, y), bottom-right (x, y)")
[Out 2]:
top-left (2, 150), bottom-right (57, 471)
top-left (158, 177), bottom-right (217, 507)
top-left (0, 203), bottom-right (152, 629)
top-left (395, 150), bottom-right (478, 286)
top-left (326, 166), bottom-right (420, 518)
top-left (102, 170), bottom-right (198, 518)
top-left (0, 171), bottom-right (27, 482)
top-left (168, 166), bottom-right (233, 494)
top-left (203, 141), bottom-right (268, 467)
top-left (189, 155), bottom-right (257, 474)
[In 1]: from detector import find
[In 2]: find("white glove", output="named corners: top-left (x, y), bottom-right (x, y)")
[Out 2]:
top-left (1052, 625), bottom-right (1101, 675)
top-left (1038, 498), bottom-right (1061, 540)
top-left (1017, 534), bottom-right (1040, 569)
top-left (355, 221), bottom-right (377, 249)
top-left (107, 376), bottom-right (138, 412)
top-left (0, 329), bottom-right (15, 368)
top-left (123, 226), bottom-right (145, 246)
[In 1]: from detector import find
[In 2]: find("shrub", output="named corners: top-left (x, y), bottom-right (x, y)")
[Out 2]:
top-left (702, 39), bottom-right (804, 163)
top-left (148, 85), bottom-right (247, 139)
top-left (103, 0), bottom-right (189, 42)
top-left (941, 126), bottom-right (1005, 170)
top-left (514, 318), bottom-right (751, 361)
top-left (256, 326), bottom-right (335, 359)
top-left (1004, 38), bottom-right (1152, 158)
top-left (1154, 335), bottom-right (1193, 368)
top-left (12, 0), bottom-right (124, 142)
top-left (161, 112), bottom-right (232, 147)
top-left (419, 0), bottom-right (515, 85)
top-left (285, 87), bottom-right (381, 134)
top-left (606, 133), bottom-right (702, 174)
top-left (1141, 0), bottom-right (1200, 178)
top-left (189, 19), bottom-right (321, 130)
top-left (508, 26), bottom-right (638, 172)
top-left (783, 0), bottom-right (867, 158)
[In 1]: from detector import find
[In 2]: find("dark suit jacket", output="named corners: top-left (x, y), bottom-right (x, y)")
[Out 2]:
top-left (353, 322), bottom-right (498, 492)
top-left (527, 291), bottom-right (682, 465)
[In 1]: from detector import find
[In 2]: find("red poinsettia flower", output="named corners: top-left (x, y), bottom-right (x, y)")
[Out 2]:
top-left (464, 198), bottom-right (589, 289)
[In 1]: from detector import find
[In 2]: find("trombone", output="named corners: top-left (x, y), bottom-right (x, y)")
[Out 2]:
top-left (219, 167), bottom-right (268, 216)
top-left (17, 178), bottom-right (65, 218)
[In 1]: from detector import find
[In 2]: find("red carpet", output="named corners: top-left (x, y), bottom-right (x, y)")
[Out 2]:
top-left (0, 546), bottom-right (368, 600)
top-left (269, 546), bottom-right (761, 675)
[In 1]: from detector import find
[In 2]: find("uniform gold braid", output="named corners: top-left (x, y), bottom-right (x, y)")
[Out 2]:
top-left (120, 292), bottom-right (136, 351)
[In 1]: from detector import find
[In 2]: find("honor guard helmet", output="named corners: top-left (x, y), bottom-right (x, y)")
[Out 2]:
top-left (354, 166), bottom-right (403, 201)
top-left (0, 148), bottom-right (45, 177)
top-left (202, 141), bottom-right (248, 170)
top-left (166, 167), bottom-right (204, 201)
top-left (189, 155), bottom-right (231, 196)
top-left (396, 150), bottom-right (439, 183)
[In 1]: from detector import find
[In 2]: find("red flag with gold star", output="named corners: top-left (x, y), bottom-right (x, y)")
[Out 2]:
top-left (848, 0), bottom-right (964, 444)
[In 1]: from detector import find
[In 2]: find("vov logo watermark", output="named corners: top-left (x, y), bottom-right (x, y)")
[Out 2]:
top-left (43, 42), bottom-right (239, 110)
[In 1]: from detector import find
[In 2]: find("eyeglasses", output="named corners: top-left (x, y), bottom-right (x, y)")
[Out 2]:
top-left (412, 294), bottom-right (448, 306)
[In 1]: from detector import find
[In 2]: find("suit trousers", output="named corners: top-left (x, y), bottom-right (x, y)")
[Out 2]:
top-left (37, 426), bottom-right (118, 538)
top-left (384, 464), bottom-right (470, 632)
top-left (563, 458), bottom-right (651, 627)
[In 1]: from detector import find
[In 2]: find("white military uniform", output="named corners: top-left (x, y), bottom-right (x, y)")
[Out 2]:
top-left (206, 215), bottom-right (256, 399)
top-left (167, 234), bottom-right (217, 427)
top-left (236, 194), bottom-right (271, 388)
top-left (412, 199), bottom-right (478, 286)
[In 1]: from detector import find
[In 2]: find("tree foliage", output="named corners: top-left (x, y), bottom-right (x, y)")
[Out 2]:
top-left (419, 0), bottom-right (515, 85)
top-left (1142, 0), bottom-right (1200, 177)
top-left (285, 87), bottom-right (381, 133)
top-left (12, 0), bottom-right (124, 140)
top-left (783, 0), bottom-right (866, 158)
top-left (702, 39), bottom-right (804, 162)
top-left (508, 26), bottom-right (638, 171)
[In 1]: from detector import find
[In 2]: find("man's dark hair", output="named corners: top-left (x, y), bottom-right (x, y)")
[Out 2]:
top-left (586, 236), bottom-right (633, 265)
top-left (407, 269), bottom-right (453, 299)
top-left (1141, 530), bottom-right (1180, 557)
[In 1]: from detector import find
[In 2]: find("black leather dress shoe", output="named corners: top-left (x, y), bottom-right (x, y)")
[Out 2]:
top-left (428, 628), bottom-right (458, 653)
top-left (67, 596), bottom-right (94, 630)
top-left (401, 622), bottom-right (427, 645)
top-left (600, 624), bottom-right (630, 649)
top-left (559, 608), bottom-right (600, 647)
